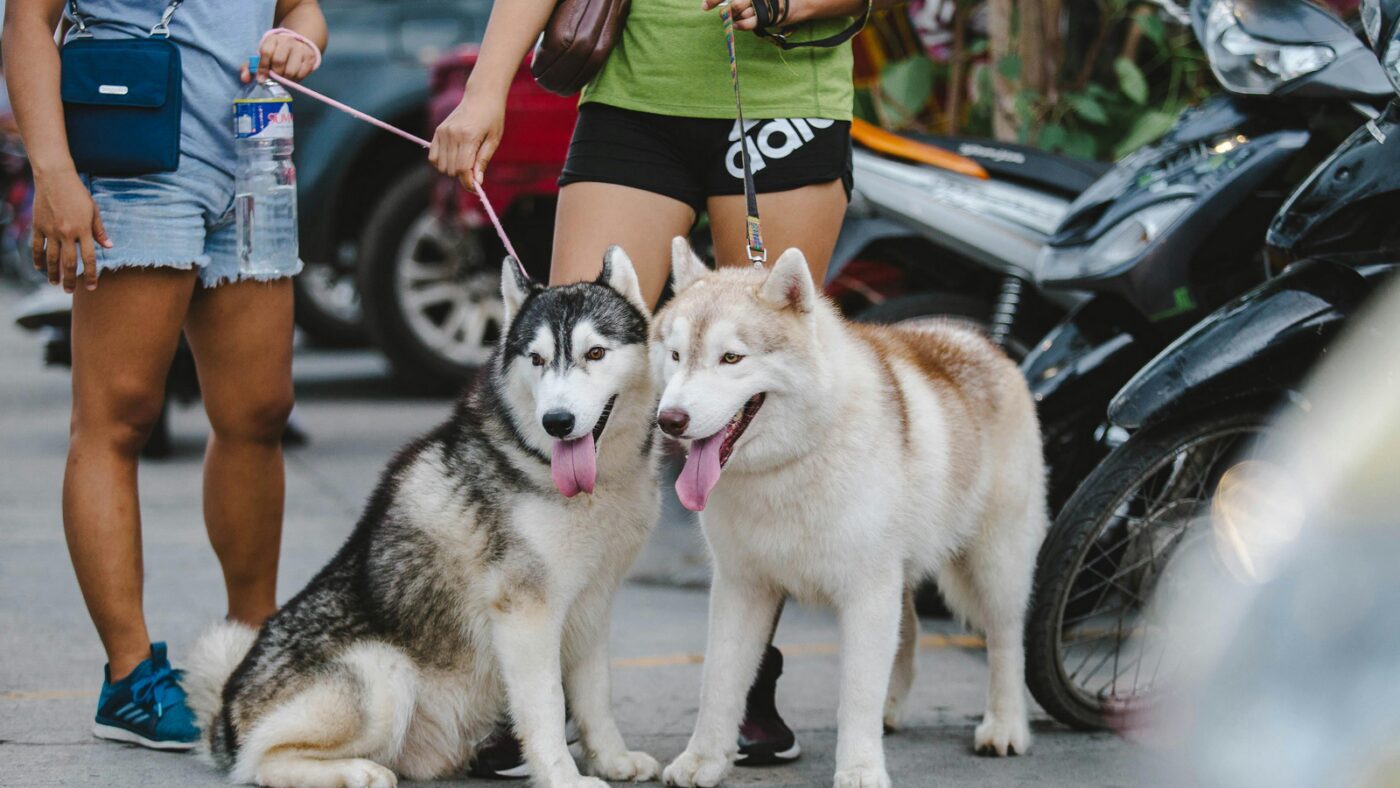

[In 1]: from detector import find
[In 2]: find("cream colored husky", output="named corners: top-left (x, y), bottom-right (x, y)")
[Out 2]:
top-left (654, 239), bottom-right (1048, 788)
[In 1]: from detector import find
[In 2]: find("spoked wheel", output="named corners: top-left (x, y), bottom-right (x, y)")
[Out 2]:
top-left (360, 166), bottom-right (504, 391)
top-left (1026, 407), bottom-right (1274, 730)
top-left (393, 213), bottom-right (502, 367)
top-left (293, 259), bottom-right (367, 346)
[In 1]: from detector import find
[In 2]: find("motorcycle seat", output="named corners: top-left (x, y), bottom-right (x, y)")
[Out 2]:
top-left (850, 118), bottom-right (988, 180)
top-left (911, 132), bottom-right (1109, 198)
top-left (851, 117), bottom-right (1109, 198)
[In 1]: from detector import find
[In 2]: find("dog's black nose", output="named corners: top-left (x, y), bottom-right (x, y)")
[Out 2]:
top-left (542, 409), bottom-right (576, 438)
top-left (658, 409), bottom-right (690, 437)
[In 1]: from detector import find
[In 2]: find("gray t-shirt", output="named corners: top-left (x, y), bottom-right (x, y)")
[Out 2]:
top-left (64, 0), bottom-right (278, 177)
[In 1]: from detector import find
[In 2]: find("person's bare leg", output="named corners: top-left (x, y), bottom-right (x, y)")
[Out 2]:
top-left (707, 179), bottom-right (847, 281)
top-left (551, 182), bottom-right (696, 308)
top-left (184, 279), bottom-right (295, 628)
top-left (65, 267), bottom-right (198, 680)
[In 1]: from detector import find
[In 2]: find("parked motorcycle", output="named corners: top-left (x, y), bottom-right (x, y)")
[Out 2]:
top-left (1025, 0), bottom-right (1400, 731)
top-left (829, 121), bottom-right (1105, 358)
top-left (1021, 0), bottom-right (1390, 510)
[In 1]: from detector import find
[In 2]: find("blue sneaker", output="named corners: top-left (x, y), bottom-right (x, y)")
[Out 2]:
top-left (93, 642), bottom-right (200, 751)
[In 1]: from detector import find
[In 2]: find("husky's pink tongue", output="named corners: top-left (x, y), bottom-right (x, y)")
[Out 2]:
top-left (551, 434), bottom-right (597, 497)
top-left (676, 431), bottom-right (726, 512)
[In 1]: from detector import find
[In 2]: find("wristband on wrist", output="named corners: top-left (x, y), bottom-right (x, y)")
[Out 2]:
top-left (259, 27), bottom-right (323, 72)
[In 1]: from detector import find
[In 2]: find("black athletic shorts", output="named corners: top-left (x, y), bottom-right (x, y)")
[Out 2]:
top-left (559, 102), bottom-right (853, 214)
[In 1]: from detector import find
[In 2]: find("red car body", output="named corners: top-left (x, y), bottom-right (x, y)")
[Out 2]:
top-left (428, 47), bottom-right (577, 274)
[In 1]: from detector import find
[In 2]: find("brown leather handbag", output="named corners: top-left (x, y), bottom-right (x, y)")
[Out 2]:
top-left (530, 0), bottom-right (631, 96)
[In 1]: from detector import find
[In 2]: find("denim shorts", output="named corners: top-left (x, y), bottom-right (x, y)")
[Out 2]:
top-left (80, 155), bottom-right (302, 288)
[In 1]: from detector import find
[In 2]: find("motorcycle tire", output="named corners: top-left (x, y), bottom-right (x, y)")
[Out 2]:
top-left (1025, 405), bottom-right (1273, 731)
top-left (854, 292), bottom-right (1032, 362)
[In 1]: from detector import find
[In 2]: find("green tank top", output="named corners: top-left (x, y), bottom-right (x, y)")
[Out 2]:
top-left (581, 0), bottom-right (854, 120)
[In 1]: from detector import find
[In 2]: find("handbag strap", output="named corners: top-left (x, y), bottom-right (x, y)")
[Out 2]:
top-left (69, 0), bottom-right (184, 39)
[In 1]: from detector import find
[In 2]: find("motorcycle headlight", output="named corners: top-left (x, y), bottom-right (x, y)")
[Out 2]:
top-left (1038, 198), bottom-right (1195, 283)
top-left (1204, 0), bottom-right (1336, 94)
top-left (1362, 0), bottom-right (1400, 95)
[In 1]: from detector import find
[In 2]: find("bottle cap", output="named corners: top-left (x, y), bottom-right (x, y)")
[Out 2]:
top-left (248, 55), bottom-right (261, 74)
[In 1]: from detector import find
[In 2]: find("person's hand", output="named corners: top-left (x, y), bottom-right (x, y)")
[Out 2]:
top-left (701, 0), bottom-right (768, 30)
top-left (241, 33), bottom-right (319, 84)
top-left (31, 170), bottom-right (111, 293)
top-left (429, 87), bottom-right (506, 187)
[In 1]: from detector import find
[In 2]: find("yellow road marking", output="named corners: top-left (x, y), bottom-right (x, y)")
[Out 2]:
top-left (611, 632), bottom-right (985, 670)
top-left (2, 633), bottom-right (987, 701)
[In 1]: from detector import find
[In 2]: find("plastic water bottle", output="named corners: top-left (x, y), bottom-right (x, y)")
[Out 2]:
top-left (233, 56), bottom-right (299, 277)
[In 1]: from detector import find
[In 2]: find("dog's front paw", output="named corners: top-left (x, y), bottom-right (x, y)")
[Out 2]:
top-left (974, 714), bottom-right (1031, 757)
top-left (589, 749), bottom-right (660, 781)
top-left (834, 765), bottom-right (891, 788)
top-left (662, 749), bottom-right (731, 787)
top-left (310, 758), bottom-right (397, 788)
top-left (551, 777), bottom-right (610, 788)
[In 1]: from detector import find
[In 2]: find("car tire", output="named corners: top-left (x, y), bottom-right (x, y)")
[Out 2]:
top-left (359, 166), bottom-right (504, 392)
top-left (293, 264), bottom-right (368, 347)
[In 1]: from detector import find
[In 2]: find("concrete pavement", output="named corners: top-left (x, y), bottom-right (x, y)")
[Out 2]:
top-left (0, 285), bottom-right (1159, 786)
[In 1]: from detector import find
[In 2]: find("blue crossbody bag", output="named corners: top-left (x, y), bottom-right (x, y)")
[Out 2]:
top-left (60, 0), bottom-right (184, 176)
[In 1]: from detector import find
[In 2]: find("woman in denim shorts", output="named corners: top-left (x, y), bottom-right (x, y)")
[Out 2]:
top-left (3, 0), bottom-right (326, 750)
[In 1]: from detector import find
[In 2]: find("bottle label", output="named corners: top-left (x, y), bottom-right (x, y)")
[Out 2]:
top-left (234, 98), bottom-right (294, 140)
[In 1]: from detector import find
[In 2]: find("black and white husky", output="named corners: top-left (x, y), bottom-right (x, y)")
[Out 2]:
top-left (185, 249), bottom-right (661, 788)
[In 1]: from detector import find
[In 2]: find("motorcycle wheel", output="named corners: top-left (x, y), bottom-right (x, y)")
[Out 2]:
top-left (854, 292), bottom-right (1032, 362)
top-left (359, 166), bottom-right (504, 392)
top-left (1025, 406), bottom-right (1273, 730)
top-left (293, 260), bottom-right (367, 347)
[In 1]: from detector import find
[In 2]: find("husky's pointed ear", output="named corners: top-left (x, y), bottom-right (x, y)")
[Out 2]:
top-left (670, 236), bottom-right (709, 292)
top-left (500, 257), bottom-right (533, 325)
top-left (597, 245), bottom-right (645, 308)
top-left (759, 248), bottom-right (817, 313)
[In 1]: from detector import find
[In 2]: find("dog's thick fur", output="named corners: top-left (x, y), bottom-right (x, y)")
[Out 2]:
top-left (186, 249), bottom-right (661, 788)
top-left (655, 240), bottom-right (1048, 788)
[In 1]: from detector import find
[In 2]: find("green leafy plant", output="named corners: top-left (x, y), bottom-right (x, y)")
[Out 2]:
top-left (862, 0), bottom-right (1216, 161)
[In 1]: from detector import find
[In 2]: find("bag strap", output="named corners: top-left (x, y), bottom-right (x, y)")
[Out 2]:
top-left (752, 0), bottom-right (872, 50)
top-left (68, 0), bottom-right (184, 39)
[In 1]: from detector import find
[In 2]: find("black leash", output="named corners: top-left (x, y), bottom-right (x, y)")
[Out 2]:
top-left (720, 0), bottom-right (872, 266)
top-left (721, 3), bottom-right (767, 266)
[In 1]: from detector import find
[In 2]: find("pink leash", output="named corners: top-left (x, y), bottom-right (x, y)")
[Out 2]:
top-left (266, 72), bottom-right (528, 278)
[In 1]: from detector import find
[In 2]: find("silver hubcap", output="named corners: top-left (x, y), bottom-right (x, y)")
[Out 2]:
top-left (299, 261), bottom-right (361, 324)
top-left (393, 213), bottom-right (502, 368)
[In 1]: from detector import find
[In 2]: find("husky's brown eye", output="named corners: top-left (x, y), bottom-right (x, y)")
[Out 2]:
top-left (529, 353), bottom-right (545, 367)
top-left (585, 346), bottom-right (606, 362)
top-left (721, 352), bottom-right (744, 365)
top-left (671, 350), bottom-right (680, 362)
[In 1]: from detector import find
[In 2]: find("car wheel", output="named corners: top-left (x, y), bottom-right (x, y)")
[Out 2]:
top-left (360, 166), bottom-right (503, 391)
top-left (293, 259), bottom-right (367, 347)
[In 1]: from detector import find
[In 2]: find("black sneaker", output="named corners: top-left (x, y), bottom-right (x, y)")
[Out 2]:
top-left (736, 645), bottom-right (801, 765)
top-left (468, 724), bottom-right (530, 780)
top-left (468, 719), bottom-right (581, 779)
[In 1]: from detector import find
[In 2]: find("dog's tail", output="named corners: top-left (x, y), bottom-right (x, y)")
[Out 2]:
top-left (185, 620), bottom-right (257, 750)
